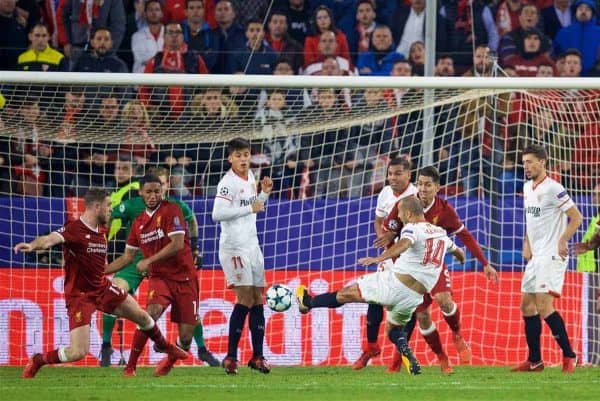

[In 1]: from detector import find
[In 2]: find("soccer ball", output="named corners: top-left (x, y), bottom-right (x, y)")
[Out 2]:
top-left (266, 284), bottom-right (293, 312)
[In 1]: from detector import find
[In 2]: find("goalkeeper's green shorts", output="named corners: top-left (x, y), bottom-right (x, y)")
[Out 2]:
top-left (113, 252), bottom-right (145, 295)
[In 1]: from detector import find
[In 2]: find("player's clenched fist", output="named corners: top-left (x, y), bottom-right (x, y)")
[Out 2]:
top-left (260, 177), bottom-right (273, 194)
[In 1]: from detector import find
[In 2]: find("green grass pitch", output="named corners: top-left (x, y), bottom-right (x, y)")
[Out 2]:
top-left (1, 366), bottom-right (598, 401)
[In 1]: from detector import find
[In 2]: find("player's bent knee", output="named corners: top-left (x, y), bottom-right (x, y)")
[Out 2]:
top-left (416, 311), bottom-right (432, 328)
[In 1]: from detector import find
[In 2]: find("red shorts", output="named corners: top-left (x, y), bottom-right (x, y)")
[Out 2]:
top-left (415, 264), bottom-right (452, 312)
top-left (66, 283), bottom-right (127, 330)
top-left (147, 276), bottom-right (199, 325)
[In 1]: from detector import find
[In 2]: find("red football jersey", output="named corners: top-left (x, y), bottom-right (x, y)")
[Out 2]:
top-left (55, 219), bottom-right (110, 296)
top-left (384, 196), bottom-right (463, 235)
top-left (127, 200), bottom-right (195, 281)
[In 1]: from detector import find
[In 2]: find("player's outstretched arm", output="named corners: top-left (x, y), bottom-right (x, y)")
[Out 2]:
top-left (358, 238), bottom-right (412, 266)
top-left (14, 232), bottom-right (63, 254)
top-left (573, 230), bottom-right (600, 254)
top-left (105, 246), bottom-right (137, 274)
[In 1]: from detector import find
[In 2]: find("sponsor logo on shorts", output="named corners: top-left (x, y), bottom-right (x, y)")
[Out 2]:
top-left (75, 311), bottom-right (82, 322)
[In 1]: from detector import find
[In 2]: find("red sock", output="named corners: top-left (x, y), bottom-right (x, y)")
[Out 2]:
top-left (42, 349), bottom-right (61, 365)
top-left (127, 329), bottom-right (150, 370)
top-left (443, 306), bottom-right (461, 334)
top-left (142, 324), bottom-right (169, 349)
top-left (422, 330), bottom-right (444, 355)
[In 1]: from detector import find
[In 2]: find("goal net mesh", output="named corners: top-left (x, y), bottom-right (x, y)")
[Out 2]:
top-left (0, 77), bottom-right (598, 367)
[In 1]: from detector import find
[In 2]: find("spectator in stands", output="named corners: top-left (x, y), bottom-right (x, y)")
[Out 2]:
top-left (268, 57), bottom-right (305, 111)
top-left (230, 19), bottom-right (278, 75)
top-left (95, 93), bottom-right (124, 133)
top-left (504, 28), bottom-right (556, 76)
top-left (164, 0), bottom-right (216, 25)
top-left (408, 40), bottom-right (425, 76)
top-left (184, 0), bottom-right (217, 72)
top-left (498, 4), bottom-right (551, 65)
top-left (303, 31), bottom-right (355, 75)
top-left (463, 44), bottom-right (494, 76)
top-left (496, 0), bottom-right (525, 37)
top-left (120, 100), bottom-right (156, 172)
top-left (12, 98), bottom-right (50, 196)
top-left (435, 55), bottom-right (455, 77)
top-left (541, 0), bottom-right (573, 40)
top-left (297, 88), bottom-right (362, 198)
top-left (18, 23), bottom-right (68, 71)
top-left (210, 0), bottom-right (245, 73)
top-left (391, 0), bottom-right (426, 58)
top-left (279, 0), bottom-right (311, 44)
top-left (188, 88), bottom-right (238, 121)
top-left (357, 25), bottom-right (404, 76)
top-left (438, 0), bottom-right (499, 67)
top-left (72, 27), bottom-right (129, 72)
top-left (254, 89), bottom-right (299, 195)
top-left (140, 22), bottom-right (209, 121)
top-left (458, 45), bottom-right (510, 194)
top-left (265, 10), bottom-right (304, 74)
top-left (131, 0), bottom-right (164, 73)
top-left (62, 0), bottom-right (126, 65)
top-left (352, 87), bottom-right (395, 194)
top-left (560, 48), bottom-right (583, 76)
top-left (56, 86), bottom-right (86, 142)
top-left (384, 59), bottom-right (413, 107)
top-left (554, 0), bottom-right (600, 75)
top-left (537, 62), bottom-right (555, 77)
top-left (0, 0), bottom-right (28, 70)
top-left (348, 0), bottom-right (378, 63)
top-left (303, 5), bottom-right (351, 66)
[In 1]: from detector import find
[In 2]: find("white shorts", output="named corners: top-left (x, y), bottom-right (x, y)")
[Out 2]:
top-left (357, 270), bottom-right (424, 326)
top-left (521, 255), bottom-right (568, 297)
top-left (219, 245), bottom-right (265, 288)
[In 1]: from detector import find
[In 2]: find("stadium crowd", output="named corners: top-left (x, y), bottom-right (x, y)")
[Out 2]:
top-left (1, 0), bottom-right (599, 198)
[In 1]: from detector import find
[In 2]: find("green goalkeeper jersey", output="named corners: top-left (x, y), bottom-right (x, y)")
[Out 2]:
top-left (111, 196), bottom-right (195, 236)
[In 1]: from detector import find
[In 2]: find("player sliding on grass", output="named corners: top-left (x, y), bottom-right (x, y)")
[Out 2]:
top-left (296, 196), bottom-right (466, 375)
top-left (106, 174), bottom-right (200, 377)
top-left (15, 188), bottom-right (187, 379)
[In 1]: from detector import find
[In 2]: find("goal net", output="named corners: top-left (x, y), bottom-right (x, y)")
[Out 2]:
top-left (0, 72), bottom-right (598, 368)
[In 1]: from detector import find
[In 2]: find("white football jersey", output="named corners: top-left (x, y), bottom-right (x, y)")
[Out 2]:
top-left (523, 176), bottom-right (575, 257)
top-left (375, 184), bottom-right (418, 218)
top-left (392, 221), bottom-right (456, 291)
top-left (213, 169), bottom-right (261, 250)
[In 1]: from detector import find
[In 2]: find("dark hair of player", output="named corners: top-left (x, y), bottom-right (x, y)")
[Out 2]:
top-left (227, 137), bottom-right (251, 154)
top-left (418, 166), bottom-right (441, 184)
top-left (389, 157), bottom-right (411, 171)
top-left (522, 144), bottom-right (548, 161)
